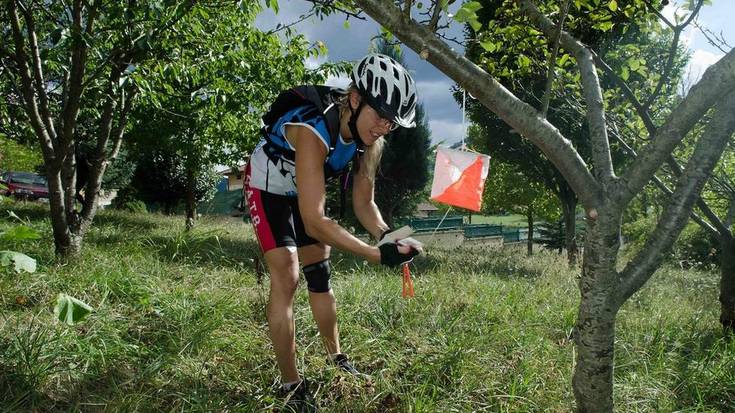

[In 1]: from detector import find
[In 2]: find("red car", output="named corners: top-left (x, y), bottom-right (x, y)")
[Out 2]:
top-left (0, 171), bottom-right (49, 201)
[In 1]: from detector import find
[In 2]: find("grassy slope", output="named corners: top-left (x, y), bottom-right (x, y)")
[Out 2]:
top-left (1, 203), bottom-right (733, 412)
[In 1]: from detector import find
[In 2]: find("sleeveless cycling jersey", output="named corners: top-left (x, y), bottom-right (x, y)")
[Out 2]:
top-left (248, 104), bottom-right (357, 197)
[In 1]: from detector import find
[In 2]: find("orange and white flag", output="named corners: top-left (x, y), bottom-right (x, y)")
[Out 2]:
top-left (430, 146), bottom-right (490, 212)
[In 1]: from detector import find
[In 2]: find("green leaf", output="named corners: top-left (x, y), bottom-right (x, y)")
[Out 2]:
top-left (454, 1), bottom-right (483, 32)
top-left (517, 54), bottom-right (531, 69)
top-left (343, 20), bottom-right (350, 29)
top-left (0, 250), bottom-right (37, 273)
top-left (621, 66), bottom-right (630, 81)
top-left (1, 225), bottom-right (41, 241)
top-left (595, 21), bottom-right (614, 31)
top-left (479, 39), bottom-right (497, 52)
top-left (463, 1), bottom-right (483, 13)
top-left (628, 57), bottom-right (640, 71)
top-left (469, 18), bottom-right (482, 32)
top-left (54, 293), bottom-right (94, 326)
top-left (608, 0), bottom-right (618, 11)
top-left (267, 0), bottom-right (279, 13)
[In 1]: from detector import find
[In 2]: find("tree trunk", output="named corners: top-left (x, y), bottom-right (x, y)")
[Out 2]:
top-left (185, 169), bottom-right (197, 231)
top-left (47, 170), bottom-right (84, 257)
top-left (527, 207), bottom-right (534, 256)
top-left (185, 187), bottom-right (196, 231)
top-left (561, 189), bottom-right (579, 265)
top-left (720, 235), bottom-right (735, 334)
top-left (573, 211), bottom-right (621, 413)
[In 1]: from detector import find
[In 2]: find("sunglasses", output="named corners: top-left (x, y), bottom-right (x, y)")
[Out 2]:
top-left (367, 103), bottom-right (399, 132)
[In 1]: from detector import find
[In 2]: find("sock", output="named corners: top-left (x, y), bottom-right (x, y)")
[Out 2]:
top-left (329, 353), bottom-right (343, 362)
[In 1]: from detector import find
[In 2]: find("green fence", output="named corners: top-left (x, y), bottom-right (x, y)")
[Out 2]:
top-left (502, 227), bottom-right (521, 243)
top-left (409, 216), bottom-right (464, 232)
top-left (400, 216), bottom-right (526, 243)
top-left (464, 224), bottom-right (502, 238)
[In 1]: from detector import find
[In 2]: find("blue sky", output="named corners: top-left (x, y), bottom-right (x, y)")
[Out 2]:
top-left (256, 1), bottom-right (733, 145)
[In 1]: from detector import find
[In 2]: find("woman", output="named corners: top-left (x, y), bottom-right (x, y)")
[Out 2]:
top-left (244, 54), bottom-right (420, 408)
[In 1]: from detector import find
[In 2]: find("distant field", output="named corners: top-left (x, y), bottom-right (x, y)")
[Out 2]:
top-left (469, 213), bottom-right (528, 227)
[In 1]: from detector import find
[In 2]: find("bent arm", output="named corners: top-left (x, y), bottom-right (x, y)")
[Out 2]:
top-left (352, 161), bottom-right (390, 239)
top-left (291, 125), bottom-right (381, 263)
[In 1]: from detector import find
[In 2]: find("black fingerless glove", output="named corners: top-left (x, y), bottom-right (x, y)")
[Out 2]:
top-left (379, 243), bottom-right (419, 267)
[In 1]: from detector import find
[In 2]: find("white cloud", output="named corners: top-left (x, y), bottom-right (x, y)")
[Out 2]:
top-left (682, 48), bottom-right (724, 91)
top-left (324, 74), bottom-right (351, 89)
top-left (416, 80), bottom-right (454, 104)
top-left (429, 119), bottom-right (464, 145)
top-left (661, 2), bottom-right (690, 25)
top-left (660, 2), bottom-right (697, 47)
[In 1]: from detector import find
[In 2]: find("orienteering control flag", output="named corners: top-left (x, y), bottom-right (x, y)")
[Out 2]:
top-left (430, 147), bottom-right (490, 212)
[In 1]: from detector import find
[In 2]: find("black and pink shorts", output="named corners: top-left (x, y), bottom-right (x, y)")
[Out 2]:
top-left (243, 163), bottom-right (319, 253)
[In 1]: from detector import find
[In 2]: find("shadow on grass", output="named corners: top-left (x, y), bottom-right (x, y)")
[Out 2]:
top-left (405, 247), bottom-right (551, 281)
top-left (144, 232), bottom-right (263, 271)
top-left (17, 359), bottom-right (262, 412)
top-left (1, 201), bottom-right (50, 222)
top-left (92, 211), bottom-right (160, 232)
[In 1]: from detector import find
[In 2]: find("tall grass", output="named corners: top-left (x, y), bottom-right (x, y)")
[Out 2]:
top-left (1, 203), bottom-right (733, 412)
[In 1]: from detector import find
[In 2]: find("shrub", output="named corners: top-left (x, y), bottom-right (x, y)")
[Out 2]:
top-left (623, 215), bottom-right (720, 269)
top-left (119, 200), bottom-right (148, 214)
top-left (672, 223), bottom-right (720, 269)
top-left (111, 187), bottom-right (147, 214)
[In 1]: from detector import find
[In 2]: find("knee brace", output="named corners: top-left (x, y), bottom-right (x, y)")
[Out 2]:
top-left (303, 259), bottom-right (331, 293)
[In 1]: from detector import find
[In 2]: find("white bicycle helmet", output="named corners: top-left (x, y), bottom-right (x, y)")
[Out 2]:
top-left (351, 53), bottom-right (417, 128)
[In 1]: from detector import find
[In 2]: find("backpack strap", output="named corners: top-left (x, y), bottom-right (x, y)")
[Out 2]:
top-left (261, 85), bottom-right (345, 162)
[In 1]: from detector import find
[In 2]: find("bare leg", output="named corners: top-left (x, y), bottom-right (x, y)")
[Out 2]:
top-left (264, 246), bottom-right (300, 383)
top-left (299, 243), bottom-right (341, 356)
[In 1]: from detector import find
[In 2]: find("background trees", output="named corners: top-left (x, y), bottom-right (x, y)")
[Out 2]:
top-left (462, 0), bottom-right (689, 265)
top-left (0, 1), bottom-right (332, 251)
top-left (2, 0), bottom-right (211, 255)
top-left (122, 7), bottom-right (332, 228)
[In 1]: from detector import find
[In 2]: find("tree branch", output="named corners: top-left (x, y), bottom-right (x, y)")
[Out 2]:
top-left (108, 86), bottom-right (137, 160)
top-left (643, 0), bottom-right (704, 110)
top-left (17, 1), bottom-right (58, 142)
top-left (591, 50), bottom-right (657, 135)
top-left (78, 67), bottom-right (122, 225)
top-left (725, 199), bottom-right (735, 229)
top-left (693, 20), bottom-right (732, 55)
top-left (354, 0), bottom-right (603, 208)
top-left (540, 0), bottom-right (569, 119)
top-left (616, 48), bottom-right (735, 207)
top-left (428, 0), bottom-right (441, 32)
top-left (519, 0), bottom-right (614, 184)
top-left (611, 127), bottom-right (722, 238)
top-left (617, 91), bottom-right (735, 305)
top-left (60, 0), bottom-right (91, 151)
top-left (7, 0), bottom-right (57, 163)
top-left (265, 9), bottom-right (318, 35)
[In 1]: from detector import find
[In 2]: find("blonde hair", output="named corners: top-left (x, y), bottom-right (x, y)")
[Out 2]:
top-left (340, 86), bottom-right (384, 182)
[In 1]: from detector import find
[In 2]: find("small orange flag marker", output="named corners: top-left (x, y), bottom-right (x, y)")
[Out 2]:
top-left (430, 147), bottom-right (490, 212)
top-left (402, 262), bottom-right (414, 298)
